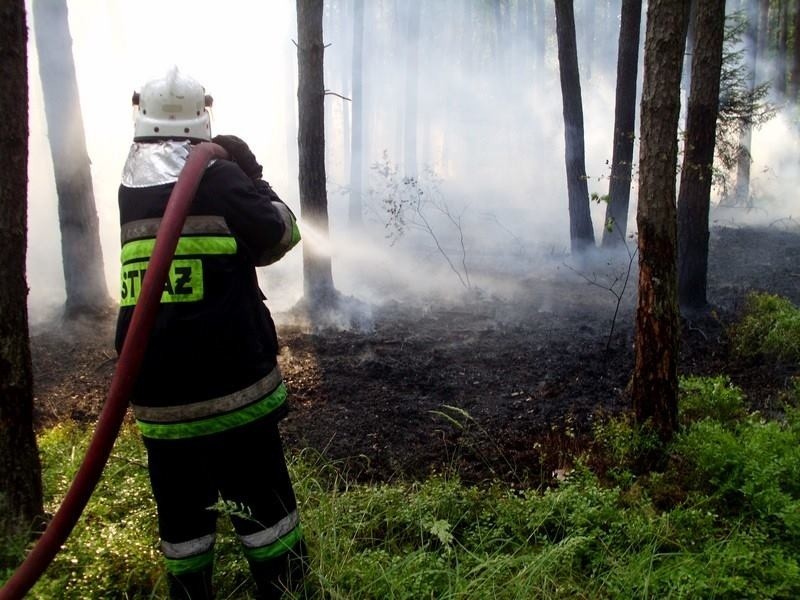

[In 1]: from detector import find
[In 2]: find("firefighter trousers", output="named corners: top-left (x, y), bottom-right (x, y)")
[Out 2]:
top-left (141, 416), bottom-right (304, 599)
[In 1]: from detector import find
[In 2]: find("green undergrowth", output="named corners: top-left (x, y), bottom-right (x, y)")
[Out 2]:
top-left (3, 373), bottom-right (800, 599)
top-left (5, 296), bottom-right (798, 597)
top-left (732, 292), bottom-right (800, 362)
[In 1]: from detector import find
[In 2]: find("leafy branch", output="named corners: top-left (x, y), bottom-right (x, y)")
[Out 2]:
top-left (371, 152), bottom-right (472, 289)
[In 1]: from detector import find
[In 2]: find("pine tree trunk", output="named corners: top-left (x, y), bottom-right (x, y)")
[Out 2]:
top-left (297, 0), bottom-right (336, 308)
top-left (555, 0), bottom-right (595, 254)
top-left (677, 0), bottom-right (726, 313)
top-left (631, 0), bottom-right (690, 443)
top-left (777, 0), bottom-right (789, 96)
top-left (32, 0), bottom-right (111, 319)
top-left (792, 0), bottom-right (800, 100)
top-left (0, 0), bottom-right (44, 548)
top-left (602, 0), bottom-right (643, 248)
top-left (348, 0), bottom-right (364, 226)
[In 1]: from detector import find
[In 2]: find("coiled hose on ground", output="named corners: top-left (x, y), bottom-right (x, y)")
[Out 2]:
top-left (0, 142), bottom-right (228, 600)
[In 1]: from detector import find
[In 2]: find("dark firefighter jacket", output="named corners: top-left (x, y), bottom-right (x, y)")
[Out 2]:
top-left (115, 142), bottom-right (300, 440)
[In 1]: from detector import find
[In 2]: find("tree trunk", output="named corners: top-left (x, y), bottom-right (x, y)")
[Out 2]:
top-left (0, 0), bottom-right (44, 549)
top-left (677, 0), bottom-right (726, 313)
top-left (348, 0), bottom-right (364, 226)
top-left (297, 0), bottom-right (336, 308)
top-left (792, 0), bottom-right (800, 100)
top-left (32, 0), bottom-right (111, 319)
top-left (631, 0), bottom-right (690, 443)
top-left (777, 0), bottom-right (789, 96)
top-left (602, 0), bottom-right (643, 248)
top-left (733, 0), bottom-right (762, 205)
top-left (403, 0), bottom-right (421, 178)
top-left (555, 0), bottom-right (595, 254)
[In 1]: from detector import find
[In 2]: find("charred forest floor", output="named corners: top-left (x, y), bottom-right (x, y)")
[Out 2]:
top-left (31, 225), bottom-right (800, 487)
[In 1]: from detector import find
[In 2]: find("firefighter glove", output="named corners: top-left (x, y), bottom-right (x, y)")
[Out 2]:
top-left (212, 134), bottom-right (263, 180)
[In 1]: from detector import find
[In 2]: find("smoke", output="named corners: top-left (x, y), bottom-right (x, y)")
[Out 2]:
top-left (710, 108), bottom-right (800, 229)
top-left (26, 1), bottom-right (800, 327)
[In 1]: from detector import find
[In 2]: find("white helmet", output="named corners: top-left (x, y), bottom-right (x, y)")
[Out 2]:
top-left (132, 67), bottom-right (212, 141)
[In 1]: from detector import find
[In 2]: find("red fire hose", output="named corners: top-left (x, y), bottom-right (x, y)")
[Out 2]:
top-left (0, 142), bottom-right (228, 600)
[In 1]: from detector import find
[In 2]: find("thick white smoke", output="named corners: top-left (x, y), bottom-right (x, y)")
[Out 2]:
top-left (26, 1), bottom-right (799, 324)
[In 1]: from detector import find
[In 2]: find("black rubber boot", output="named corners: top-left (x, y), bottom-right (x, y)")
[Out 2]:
top-left (250, 540), bottom-right (309, 600)
top-left (167, 566), bottom-right (214, 600)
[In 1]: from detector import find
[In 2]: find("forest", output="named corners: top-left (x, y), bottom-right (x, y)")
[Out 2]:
top-left (2, 0), bottom-right (800, 598)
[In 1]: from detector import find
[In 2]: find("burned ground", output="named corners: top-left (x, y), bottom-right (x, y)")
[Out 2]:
top-left (31, 225), bottom-right (800, 486)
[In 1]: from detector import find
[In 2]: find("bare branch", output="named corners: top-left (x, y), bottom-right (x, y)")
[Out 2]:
top-left (564, 244), bottom-right (638, 351)
top-left (324, 90), bottom-right (352, 101)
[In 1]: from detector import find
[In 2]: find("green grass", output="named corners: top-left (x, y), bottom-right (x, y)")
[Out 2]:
top-left (5, 291), bottom-right (800, 600)
top-left (2, 375), bottom-right (800, 599)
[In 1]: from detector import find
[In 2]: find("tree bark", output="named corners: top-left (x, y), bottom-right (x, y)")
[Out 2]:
top-left (297, 0), bottom-right (336, 308)
top-left (777, 0), bottom-right (789, 96)
top-left (555, 0), bottom-right (595, 254)
top-left (677, 0), bottom-right (726, 313)
top-left (792, 0), bottom-right (800, 100)
top-left (32, 0), bottom-right (111, 319)
top-left (348, 0), bottom-right (364, 227)
top-left (631, 0), bottom-right (690, 443)
top-left (602, 0), bottom-right (643, 248)
top-left (0, 0), bottom-right (44, 549)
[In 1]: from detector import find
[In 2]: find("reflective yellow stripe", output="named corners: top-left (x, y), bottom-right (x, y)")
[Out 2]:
top-left (121, 235), bottom-right (237, 264)
top-left (136, 383), bottom-right (287, 440)
top-left (239, 511), bottom-right (299, 549)
top-left (164, 549), bottom-right (214, 575)
top-left (289, 220), bottom-right (301, 246)
top-left (243, 525), bottom-right (303, 562)
top-left (132, 368), bottom-right (282, 422)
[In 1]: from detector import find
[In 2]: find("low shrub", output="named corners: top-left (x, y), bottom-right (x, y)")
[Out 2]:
top-left (679, 375), bottom-right (746, 426)
top-left (732, 293), bottom-right (800, 362)
top-left (673, 416), bottom-right (800, 542)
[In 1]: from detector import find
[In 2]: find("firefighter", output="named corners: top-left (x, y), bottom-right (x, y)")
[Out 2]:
top-left (116, 67), bottom-right (305, 599)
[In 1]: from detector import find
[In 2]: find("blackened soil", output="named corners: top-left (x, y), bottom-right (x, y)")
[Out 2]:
top-left (31, 226), bottom-right (800, 486)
